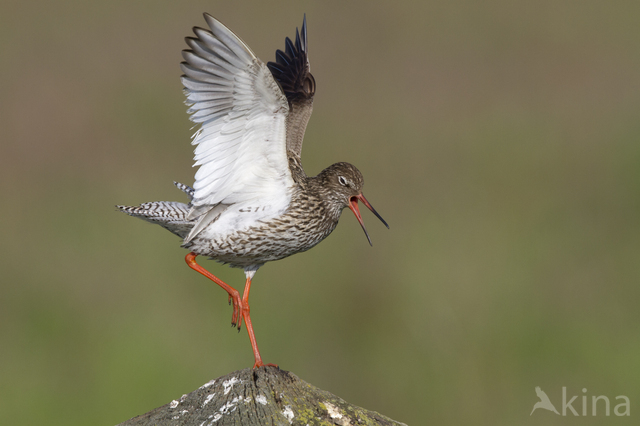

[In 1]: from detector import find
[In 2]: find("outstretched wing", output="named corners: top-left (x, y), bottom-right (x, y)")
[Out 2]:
top-left (267, 15), bottom-right (315, 160)
top-left (181, 14), bottom-right (294, 241)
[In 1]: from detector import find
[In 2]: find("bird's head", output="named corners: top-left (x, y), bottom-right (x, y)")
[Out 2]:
top-left (319, 162), bottom-right (389, 245)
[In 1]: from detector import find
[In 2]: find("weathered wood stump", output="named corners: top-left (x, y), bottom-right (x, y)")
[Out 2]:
top-left (117, 366), bottom-right (407, 425)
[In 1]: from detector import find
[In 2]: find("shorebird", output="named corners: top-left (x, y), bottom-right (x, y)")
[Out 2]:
top-left (118, 14), bottom-right (388, 368)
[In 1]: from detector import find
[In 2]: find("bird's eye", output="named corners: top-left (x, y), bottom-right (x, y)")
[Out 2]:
top-left (338, 176), bottom-right (348, 186)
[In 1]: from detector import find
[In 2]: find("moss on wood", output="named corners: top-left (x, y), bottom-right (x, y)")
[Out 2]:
top-left (117, 366), bottom-right (407, 425)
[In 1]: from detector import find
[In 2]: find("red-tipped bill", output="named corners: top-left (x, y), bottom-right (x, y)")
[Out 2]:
top-left (348, 194), bottom-right (389, 246)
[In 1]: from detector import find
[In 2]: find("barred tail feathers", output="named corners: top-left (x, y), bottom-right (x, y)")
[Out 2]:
top-left (117, 182), bottom-right (196, 239)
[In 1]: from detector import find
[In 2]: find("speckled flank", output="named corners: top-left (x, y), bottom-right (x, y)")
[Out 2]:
top-left (182, 163), bottom-right (365, 271)
top-left (119, 164), bottom-right (371, 275)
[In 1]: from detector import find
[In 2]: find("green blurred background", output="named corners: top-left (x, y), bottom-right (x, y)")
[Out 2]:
top-left (2, 0), bottom-right (639, 424)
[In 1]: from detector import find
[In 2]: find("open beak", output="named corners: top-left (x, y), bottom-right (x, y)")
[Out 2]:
top-left (348, 194), bottom-right (389, 246)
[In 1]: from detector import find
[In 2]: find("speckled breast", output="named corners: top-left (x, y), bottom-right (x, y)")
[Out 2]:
top-left (184, 196), bottom-right (340, 269)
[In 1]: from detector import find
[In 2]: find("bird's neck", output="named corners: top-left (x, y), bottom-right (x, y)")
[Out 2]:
top-left (301, 177), bottom-right (344, 224)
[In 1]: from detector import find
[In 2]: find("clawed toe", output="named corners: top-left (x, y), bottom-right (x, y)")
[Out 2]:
top-left (253, 361), bottom-right (278, 369)
top-left (229, 295), bottom-right (244, 331)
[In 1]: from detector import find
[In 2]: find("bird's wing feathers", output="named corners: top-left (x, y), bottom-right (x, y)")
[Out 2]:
top-left (267, 15), bottom-right (315, 160)
top-left (181, 14), bottom-right (294, 241)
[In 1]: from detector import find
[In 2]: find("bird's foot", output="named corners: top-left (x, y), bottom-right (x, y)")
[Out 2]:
top-left (253, 361), bottom-right (279, 369)
top-left (228, 292), bottom-right (243, 330)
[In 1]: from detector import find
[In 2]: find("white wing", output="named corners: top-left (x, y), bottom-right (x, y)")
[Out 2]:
top-left (181, 14), bottom-right (294, 242)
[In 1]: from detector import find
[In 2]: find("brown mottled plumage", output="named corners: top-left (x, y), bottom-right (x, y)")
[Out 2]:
top-left (117, 15), bottom-right (387, 369)
top-left (182, 162), bottom-right (369, 268)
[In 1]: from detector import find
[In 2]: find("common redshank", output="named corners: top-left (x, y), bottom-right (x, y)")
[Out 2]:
top-left (117, 14), bottom-right (388, 368)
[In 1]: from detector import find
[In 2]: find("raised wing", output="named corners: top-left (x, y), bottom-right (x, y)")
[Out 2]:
top-left (267, 15), bottom-right (315, 161)
top-left (181, 14), bottom-right (294, 241)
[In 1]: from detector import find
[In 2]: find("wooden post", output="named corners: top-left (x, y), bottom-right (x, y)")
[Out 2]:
top-left (117, 366), bottom-right (407, 425)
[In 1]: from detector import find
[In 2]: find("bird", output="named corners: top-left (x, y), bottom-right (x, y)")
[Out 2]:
top-left (530, 387), bottom-right (560, 415)
top-left (117, 13), bottom-right (388, 369)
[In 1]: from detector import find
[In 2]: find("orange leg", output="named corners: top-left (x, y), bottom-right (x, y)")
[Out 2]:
top-left (240, 277), bottom-right (278, 369)
top-left (185, 252), bottom-right (276, 369)
top-left (185, 252), bottom-right (242, 329)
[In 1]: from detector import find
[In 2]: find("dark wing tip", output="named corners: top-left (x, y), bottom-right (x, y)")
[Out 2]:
top-left (302, 14), bottom-right (308, 50)
top-left (267, 15), bottom-right (315, 101)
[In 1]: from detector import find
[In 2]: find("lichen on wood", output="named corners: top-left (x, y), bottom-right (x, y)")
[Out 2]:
top-left (117, 366), bottom-right (407, 425)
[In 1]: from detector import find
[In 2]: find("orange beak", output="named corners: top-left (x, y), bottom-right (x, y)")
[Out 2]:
top-left (348, 194), bottom-right (389, 246)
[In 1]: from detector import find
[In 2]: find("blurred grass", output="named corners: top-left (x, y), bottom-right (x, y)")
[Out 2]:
top-left (1, 0), bottom-right (640, 425)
